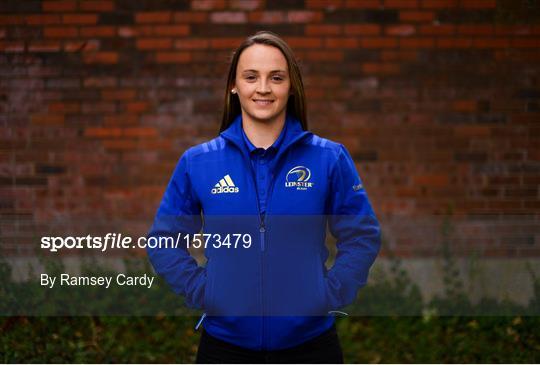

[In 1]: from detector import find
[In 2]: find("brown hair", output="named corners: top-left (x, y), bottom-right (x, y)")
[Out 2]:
top-left (219, 30), bottom-right (308, 133)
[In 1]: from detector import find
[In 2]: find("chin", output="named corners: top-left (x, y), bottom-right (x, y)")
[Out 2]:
top-left (250, 109), bottom-right (286, 123)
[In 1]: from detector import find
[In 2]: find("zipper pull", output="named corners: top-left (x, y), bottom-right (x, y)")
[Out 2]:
top-left (328, 310), bottom-right (349, 317)
top-left (260, 224), bottom-right (266, 251)
top-left (195, 312), bottom-right (207, 331)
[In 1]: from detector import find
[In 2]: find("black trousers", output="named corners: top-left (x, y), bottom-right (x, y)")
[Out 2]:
top-left (195, 323), bottom-right (344, 364)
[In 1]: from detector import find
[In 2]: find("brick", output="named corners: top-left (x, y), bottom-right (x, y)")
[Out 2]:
top-left (0, 41), bottom-right (25, 53)
top-left (399, 10), bottom-right (434, 22)
top-left (62, 14), bottom-right (98, 24)
top-left (305, 50), bottom-right (344, 62)
top-left (42, 1), bottom-right (77, 12)
top-left (118, 26), bottom-right (137, 37)
top-left (248, 11), bottom-right (286, 23)
top-left (421, 0), bottom-right (458, 8)
top-left (0, 15), bottom-right (24, 25)
top-left (84, 127), bottom-right (122, 138)
top-left (305, 0), bottom-right (344, 9)
top-left (386, 24), bottom-right (416, 36)
top-left (210, 11), bottom-right (247, 23)
top-left (360, 37), bottom-right (397, 48)
top-left (228, 0), bottom-right (262, 10)
top-left (384, 0), bottom-right (418, 8)
top-left (344, 0), bottom-right (380, 8)
top-left (48, 102), bottom-right (80, 113)
top-left (137, 38), bottom-right (172, 50)
top-left (155, 52), bottom-right (191, 63)
top-left (104, 114), bottom-right (138, 125)
top-left (210, 38), bottom-right (243, 49)
top-left (123, 127), bottom-right (158, 137)
top-left (31, 114), bottom-right (64, 126)
top-left (494, 25), bottom-right (532, 36)
top-left (135, 12), bottom-right (172, 23)
top-left (125, 26), bottom-right (154, 37)
top-left (361, 62), bottom-right (400, 74)
top-left (287, 10), bottom-right (324, 23)
top-left (174, 38), bottom-right (209, 49)
top-left (125, 101), bottom-right (150, 113)
top-left (25, 14), bottom-right (61, 25)
top-left (457, 25), bottom-right (493, 35)
top-left (46, 78), bottom-right (80, 89)
top-left (399, 37), bottom-right (433, 47)
top-left (305, 24), bottom-right (341, 36)
top-left (191, 0), bottom-right (227, 10)
top-left (83, 51), bottom-right (118, 63)
top-left (343, 24), bottom-right (381, 35)
top-left (463, 0), bottom-right (496, 8)
top-left (284, 37), bottom-right (322, 48)
top-left (174, 12), bottom-right (208, 23)
top-left (82, 102), bottom-right (116, 113)
top-left (472, 38), bottom-right (510, 48)
top-left (103, 140), bottom-right (138, 150)
top-left (324, 37), bottom-right (358, 48)
top-left (28, 41), bottom-right (61, 52)
top-left (153, 25), bottom-right (189, 36)
top-left (512, 39), bottom-right (540, 48)
top-left (436, 37), bottom-right (472, 48)
top-left (80, 26), bottom-right (115, 37)
top-left (419, 24), bottom-right (454, 35)
top-left (44, 26), bottom-right (78, 38)
top-left (414, 174), bottom-right (449, 187)
top-left (452, 99), bottom-right (479, 112)
top-left (102, 89), bottom-right (136, 101)
top-left (381, 50), bottom-right (417, 61)
top-left (64, 40), bottom-right (99, 52)
top-left (80, 1), bottom-right (115, 11)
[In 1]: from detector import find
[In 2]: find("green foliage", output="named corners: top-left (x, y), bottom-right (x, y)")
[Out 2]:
top-left (351, 248), bottom-right (424, 316)
top-left (2, 315), bottom-right (538, 362)
top-left (1, 316), bottom-right (200, 363)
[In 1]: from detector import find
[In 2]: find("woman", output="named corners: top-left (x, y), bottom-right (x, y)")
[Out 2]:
top-left (147, 31), bottom-right (381, 363)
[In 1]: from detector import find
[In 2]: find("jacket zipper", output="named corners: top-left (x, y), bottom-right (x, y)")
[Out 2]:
top-left (221, 131), bottom-right (311, 350)
top-left (244, 156), bottom-right (266, 251)
top-left (238, 150), bottom-right (266, 350)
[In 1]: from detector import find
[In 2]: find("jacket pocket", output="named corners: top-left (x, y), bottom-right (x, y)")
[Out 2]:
top-left (203, 262), bottom-right (213, 312)
top-left (317, 264), bottom-right (330, 314)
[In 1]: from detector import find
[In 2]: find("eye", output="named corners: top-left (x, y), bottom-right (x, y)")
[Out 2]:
top-left (272, 76), bottom-right (284, 81)
top-left (245, 75), bottom-right (256, 81)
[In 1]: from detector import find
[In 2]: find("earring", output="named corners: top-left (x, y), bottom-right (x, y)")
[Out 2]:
top-left (231, 89), bottom-right (237, 94)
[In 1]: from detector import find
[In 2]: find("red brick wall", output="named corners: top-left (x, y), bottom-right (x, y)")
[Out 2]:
top-left (1, 0), bottom-right (539, 257)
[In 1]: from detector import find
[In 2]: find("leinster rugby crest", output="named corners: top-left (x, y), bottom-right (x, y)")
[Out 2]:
top-left (285, 166), bottom-right (314, 191)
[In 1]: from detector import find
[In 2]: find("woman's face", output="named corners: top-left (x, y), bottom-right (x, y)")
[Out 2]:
top-left (233, 44), bottom-right (291, 125)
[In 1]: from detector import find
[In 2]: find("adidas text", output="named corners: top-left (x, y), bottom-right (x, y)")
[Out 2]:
top-left (211, 186), bottom-right (239, 194)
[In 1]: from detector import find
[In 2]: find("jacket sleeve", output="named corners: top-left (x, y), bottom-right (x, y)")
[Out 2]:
top-left (325, 144), bottom-right (381, 311)
top-left (146, 150), bottom-right (205, 310)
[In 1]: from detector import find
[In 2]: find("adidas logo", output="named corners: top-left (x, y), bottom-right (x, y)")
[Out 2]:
top-left (211, 174), bottom-right (239, 194)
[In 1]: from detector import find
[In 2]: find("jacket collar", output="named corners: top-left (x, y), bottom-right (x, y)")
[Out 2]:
top-left (220, 112), bottom-right (312, 163)
top-left (241, 115), bottom-right (287, 154)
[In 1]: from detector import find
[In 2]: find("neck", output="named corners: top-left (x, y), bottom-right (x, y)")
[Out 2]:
top-left (242, 110), bottom-right (286, 149)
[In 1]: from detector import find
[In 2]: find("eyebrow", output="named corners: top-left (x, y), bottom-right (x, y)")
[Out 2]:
top-left (241, 69), bottom-right (287, 74)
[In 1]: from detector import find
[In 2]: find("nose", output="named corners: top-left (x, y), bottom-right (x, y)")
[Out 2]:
top-left (256, 79), bottom-right (270, 94)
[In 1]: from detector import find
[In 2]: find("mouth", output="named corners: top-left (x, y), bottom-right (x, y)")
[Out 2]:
top-left (253, 99), bottom-right (275, 106)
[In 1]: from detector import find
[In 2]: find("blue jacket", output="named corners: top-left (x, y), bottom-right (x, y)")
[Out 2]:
top-left (146, 113), bottom-right (381, 351)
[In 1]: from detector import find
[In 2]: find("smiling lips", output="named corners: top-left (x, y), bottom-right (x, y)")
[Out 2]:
top-left (253, 99), bottom-right (274, 106)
